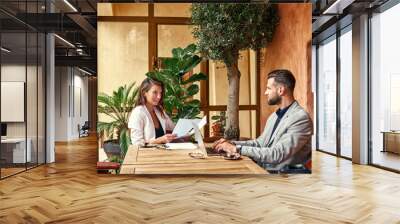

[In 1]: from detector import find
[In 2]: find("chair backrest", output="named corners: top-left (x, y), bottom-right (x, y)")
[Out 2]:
top-left (82, 121), bottom-right (90, 129)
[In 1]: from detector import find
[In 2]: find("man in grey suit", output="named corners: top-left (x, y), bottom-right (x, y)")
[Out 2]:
top-left (214, 69), bottom-right (313, 173)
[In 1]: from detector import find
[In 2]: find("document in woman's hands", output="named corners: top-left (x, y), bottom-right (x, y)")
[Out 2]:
top-left (172, 116), bottom-right (207, 138)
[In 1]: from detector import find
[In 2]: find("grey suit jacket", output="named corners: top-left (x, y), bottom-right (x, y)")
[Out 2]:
top-left (233, 101), bottom-right (313, 171)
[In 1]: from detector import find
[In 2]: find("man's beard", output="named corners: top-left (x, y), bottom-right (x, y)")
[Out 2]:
top-left (267, 95), bottom-right (281, 105)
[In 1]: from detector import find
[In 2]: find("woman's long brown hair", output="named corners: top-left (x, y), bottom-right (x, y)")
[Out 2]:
top-left (135, 77), bottom-right (165, 118)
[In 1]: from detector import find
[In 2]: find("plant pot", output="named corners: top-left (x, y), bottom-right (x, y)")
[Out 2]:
top-left (103, 139), bottom-right (121, 157)
top-left (211, 123), bottom-right (223, 137)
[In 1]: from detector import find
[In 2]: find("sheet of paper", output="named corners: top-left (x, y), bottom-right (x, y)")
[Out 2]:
top-left (165, 143), bottom-right (198, 150)
top-left (173, 116), bottom-right (207, 137)
top-left (172, 119), bottom-right (196, 137)
top-left (188, 116), bottom-right (207, 135)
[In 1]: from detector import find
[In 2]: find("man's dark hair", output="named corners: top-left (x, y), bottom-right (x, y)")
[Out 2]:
top-left (267, 69), bottom-right (296, 92)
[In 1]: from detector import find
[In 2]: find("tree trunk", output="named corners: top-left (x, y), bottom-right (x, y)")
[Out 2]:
top-left (224, 60), bottom-right (241, 140)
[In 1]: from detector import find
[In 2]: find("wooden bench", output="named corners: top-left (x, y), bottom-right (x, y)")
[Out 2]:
top-left (96, 161), bottom-right (120, 174)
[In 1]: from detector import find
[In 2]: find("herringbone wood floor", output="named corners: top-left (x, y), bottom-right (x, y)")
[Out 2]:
top-left (1, 135), bottom-right (400, 223)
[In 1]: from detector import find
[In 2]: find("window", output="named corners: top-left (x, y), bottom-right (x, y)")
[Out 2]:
top-left (316, 25), bottom-right (353, 159)
top-left (339, 27), bottom-right (352, 158)
top-left (317, 35), bottom-right (337, 154)
top-left (370, 3), bottom-right (400, 171)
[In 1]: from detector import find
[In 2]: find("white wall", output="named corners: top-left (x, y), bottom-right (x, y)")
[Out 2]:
top-left (47, 33), bottom-right (55, 163)
top-left (71, 72), bottom-right (89, 139)
top-left (55, 67), bottom-right (69, 141)
top-left (352, 14), bottom-right (369, 164)
top-left (1, 65), bottom-right (35, 137)
top-left (55, 67), bottom-right (89, 141)
top-left (1, 63), bottom-right (46, 164)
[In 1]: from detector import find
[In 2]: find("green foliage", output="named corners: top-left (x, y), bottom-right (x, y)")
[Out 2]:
top-left (97, 83), bottom-right (139, 158)
top-left (108, 155), bottom-right (124, 174)
top-left (191, 3), bottom-right (279, 65)
top-left (109, 155), bottom-right (123, 164)
top-left (191, 3), bottom-right (279, 139)
top-left (146, 44), bottom-right (207, 122)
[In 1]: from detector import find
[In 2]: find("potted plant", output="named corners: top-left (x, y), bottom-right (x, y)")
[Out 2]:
top-left (97, 83), bottom-right (139, 160)
top-left (146, 44), bottom-right (207, 122)
top-left (211, 111), bottom-right (226, 137)
top-left (191, 3), bottom-right (279, 139)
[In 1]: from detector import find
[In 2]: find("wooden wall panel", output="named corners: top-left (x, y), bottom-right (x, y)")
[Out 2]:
top-left (260, 3), bottom-right (313, 132)
top-left (88, 77), bottom-right (97, 132)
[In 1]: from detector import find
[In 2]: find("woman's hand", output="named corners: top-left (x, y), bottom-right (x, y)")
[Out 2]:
top-left (156, 134), bottom-right (177, 144)
top-left (170, 135), bottom-right (191, 143)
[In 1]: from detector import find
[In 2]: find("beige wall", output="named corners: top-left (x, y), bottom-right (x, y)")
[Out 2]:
top-left (154, 3), bottom-right (191, 17)
top-left (98, 21), bottom-right (149, 122)
top-left (98, 22), bottom-right (149, 96)
top-left (98, 3), bottom-right (148, 17)
top-left (157, 25), bottom-right (195, 57)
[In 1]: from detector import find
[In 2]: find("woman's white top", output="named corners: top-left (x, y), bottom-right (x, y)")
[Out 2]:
top-left (128, 105), bottom-right (175, 145)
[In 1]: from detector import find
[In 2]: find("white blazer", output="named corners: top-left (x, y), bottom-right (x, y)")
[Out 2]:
top-left (128, 105), bottom-right (175, 145)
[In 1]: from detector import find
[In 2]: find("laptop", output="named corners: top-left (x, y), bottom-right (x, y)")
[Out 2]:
top-left (192, 122), bottom-right (224, 156)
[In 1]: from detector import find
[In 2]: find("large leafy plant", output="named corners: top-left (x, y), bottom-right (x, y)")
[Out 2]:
top-left (97, 83), bottom-right (139, 157)
top-left (146, 44), bottom-right (207, 122)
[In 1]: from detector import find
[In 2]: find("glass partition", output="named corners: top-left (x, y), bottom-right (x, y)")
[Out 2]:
top-left (317, 35), bottom-right (337, 155)
top-left (27, 31), bottom-right (38, 169)
top-left (0, 3), bottom-right (46, 178)
top-left (339, 27), bottom-right (352, 158)
top-left (1, 30), bottom-right (28, 177)
top-left (370, 4), bottom-right (400, 171)
top-left (38, 32), bottom-right (45, 165)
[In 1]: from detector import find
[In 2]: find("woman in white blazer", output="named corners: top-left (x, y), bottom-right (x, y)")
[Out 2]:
top-left (128, 78), bottom-right (177, 145)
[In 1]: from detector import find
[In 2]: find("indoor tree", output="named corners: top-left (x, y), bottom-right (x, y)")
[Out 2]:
top-left (191, 3), bottom-right (279, 139)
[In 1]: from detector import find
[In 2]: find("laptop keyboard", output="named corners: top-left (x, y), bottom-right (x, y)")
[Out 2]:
top-left (206, 147), bottom-right (225, 156)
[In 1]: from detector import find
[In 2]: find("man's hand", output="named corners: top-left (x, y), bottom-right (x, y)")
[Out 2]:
top-left (215, 142), bottom-right (237, 154)
top-left (212, 138), bottom-right (229, 149)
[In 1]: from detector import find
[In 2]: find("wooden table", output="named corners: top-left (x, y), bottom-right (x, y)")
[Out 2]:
top-left (120, 145), bottom-right (267, 175)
